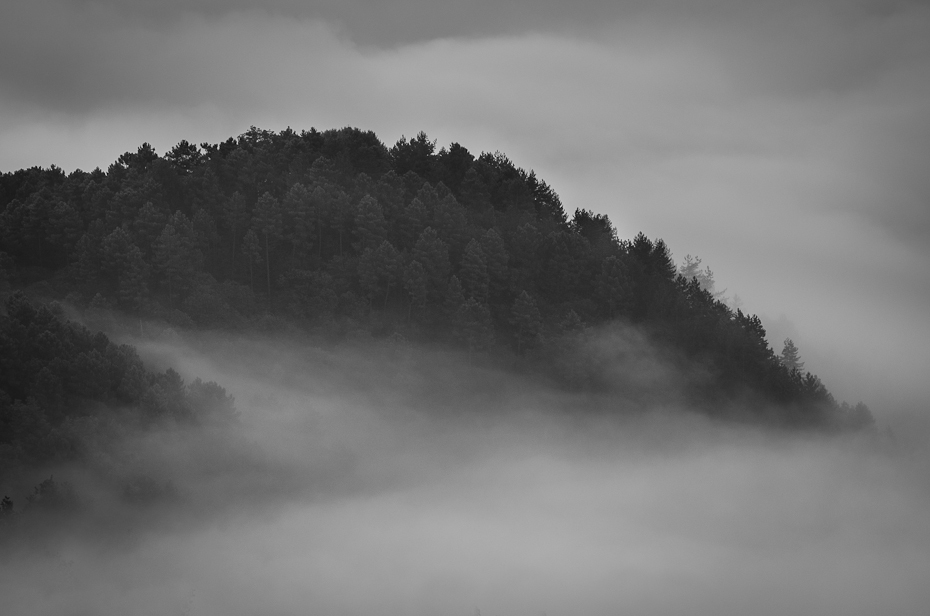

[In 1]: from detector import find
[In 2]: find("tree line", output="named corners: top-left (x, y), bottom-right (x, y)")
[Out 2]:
top-left (0, 127), bottom-right (873, 429)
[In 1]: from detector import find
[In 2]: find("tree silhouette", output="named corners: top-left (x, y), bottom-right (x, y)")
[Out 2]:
top-left (455, 297), bottom-right (494, 354)
top-left (241, 229), bottom-right (262, 294)
top-left (459, 239), bottom-right (489, 303)
top-left (403, 259), bottom-right (428, 321)
top-left (412, 227), bottom-right (450, 303)
top-left (510, 291), bottom-right (542, 355)
top-left (781, 338), bottom-right (805, 372)
top-left (251, 192), bottom-right (283, 296)
top-left (353, 195), bottom-right (387, 252)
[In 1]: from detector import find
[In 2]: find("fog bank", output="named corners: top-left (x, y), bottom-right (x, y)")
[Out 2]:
top-left (2, 333), bottom-right (929, 615)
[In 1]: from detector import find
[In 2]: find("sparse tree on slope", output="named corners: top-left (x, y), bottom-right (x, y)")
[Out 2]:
top-left (781, 338), bottom-right (804, 372)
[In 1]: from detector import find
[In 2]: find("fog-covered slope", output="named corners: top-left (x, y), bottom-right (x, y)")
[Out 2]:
top-left (1, 330), bottom-right (924, 616)
top-left (0, 128), bottom-right (874, 428)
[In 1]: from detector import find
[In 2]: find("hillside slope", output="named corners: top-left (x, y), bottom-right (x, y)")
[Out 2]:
top-left (0, 127), bottom-right (873, 429)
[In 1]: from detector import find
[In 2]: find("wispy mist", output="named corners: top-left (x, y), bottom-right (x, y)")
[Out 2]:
top-left (2, 332), bottom-right (927, 615)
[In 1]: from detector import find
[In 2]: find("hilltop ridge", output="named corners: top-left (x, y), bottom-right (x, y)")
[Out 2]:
top-left (0, 127), bottom-right (873, 429)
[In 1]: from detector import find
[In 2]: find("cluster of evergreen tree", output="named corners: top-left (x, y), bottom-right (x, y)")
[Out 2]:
top-left (0, 127), bottom-right (872, 429)
top-left (0, 293), bottom-right (237, 478)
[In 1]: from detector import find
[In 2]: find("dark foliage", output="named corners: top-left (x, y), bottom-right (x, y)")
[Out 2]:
top-left (0, 126), bottom-right (873, 430)
top-left (0, 294), bottom-right (237, 473)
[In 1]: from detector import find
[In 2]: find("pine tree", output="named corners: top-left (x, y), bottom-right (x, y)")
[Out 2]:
top-left (679, 254), bottom-right (702, 279)
top-left (251, 192), bottom-right (283, 296)
top-left (781, 338), bottom-right (804, 372)
top-left (679, 254), bottom-right (725, 299)
top-left (223, 191), bottom-right (249, 266)
top-left (118, 245), bottom-right (148, 312)
top-left (353, 195), bottom-right (387, 252)
top-left (358, 240), bottom-right (401, 309)
top-left (596, 255), bottom-right (633, 318)
top-left (241, 229), bottom-right (262, 294)
top-left (310, 185), bottom-right (330, 257)
top-left (375, 171), bottom-right (406, 244)
top-left (455, 297), bottom-right (494, 353)
top-left (152, 212), bottom-right (202, 306)
top-left (444, 274), bottom-right (465, 317)
top-left (479, 228), bottom-right (510, 300)
top-left (432, 193), bottom-right (469, 257)
top-left (403, 259), bottom-right (428, 321)
top-left (399, 197), bottom-right (428, 250)
top-left (412, 227), bottom-right (450, 302)
top-left (510, 222), bottom-right (541, 293)
top-left (192, 208), bottom-right (219, 272)
top-left (510, 291), bottom-right (542, 355)
top-left (133, 201), bottom-right (167, 259)
top-left (328, 187), bottom-right (354, 257)
top-left (459, 166), bottom-right (491, 211)
top-left (415, 181), bottom-right (440, 219)
top-left (47, 201), bottom-right (83, 259)
top-left (282, 182), bottom-right (315, 262)
top-left (459, 239), bottom-right (489, 303)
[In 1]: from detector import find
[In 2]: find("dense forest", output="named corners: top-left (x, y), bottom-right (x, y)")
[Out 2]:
top-left (0, 125), bottom-right (874, 477)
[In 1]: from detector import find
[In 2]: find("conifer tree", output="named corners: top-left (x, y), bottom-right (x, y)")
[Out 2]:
top-left (479, 228), bottom-right (510, 299)
top-left (403, 259), bottom-right (428, 321)
top-left (399, 197), bottom-right (428, 250)
top-left (358, 240), bottom-right (401, 309)
top-left (432, 193), bottom-right (469, 257)
top-left (510, 291), bottom-right (542, 355)
top-left (192, 208), bottom-right (219, 272)
top-left (133, 201), bottom-right (167, 259)
top-left (223, 191), bottom-right (249, 266)
top-left (353, 195), bottom-right (387, 252)
top-left (781, 338), bottom-right (804, 372)
top-left (415, 181), bottom-right (440, 218)
top-left (152, 212), bottom-right (202, 306)
top-left (412, 227), bottom-right (450, 302)
top-left (48, 201), bottom-right (83, 259)
top-left (251, 192), bottom-right (283, 296)
top-left (458, 166), bottom-right (491, 211)
top-left (283, 182), bottom-right (315, 262)
top-left (241, 229), bottom-right (262, 294)
top-left (375, 171), bottom-right (406, 244)
top-left (455, 297), bottom-right (494, 353)
top-left (444, 274), bottom-right (465, 317)
top-left (459, 239), bottom-right (489, 303)
top-left (679, 254), bottom-right (702, 280)
top-left (596, 255), bottom-right (633, 318)
top-left (118, 244), bottom-right (148, 312)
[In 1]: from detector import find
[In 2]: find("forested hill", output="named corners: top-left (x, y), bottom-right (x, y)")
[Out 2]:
top-left (0, 127), bottom-right (873, 429)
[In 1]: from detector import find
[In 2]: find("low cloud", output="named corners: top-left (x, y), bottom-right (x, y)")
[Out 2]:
top-left (1, 332), bottom-right (928, 615)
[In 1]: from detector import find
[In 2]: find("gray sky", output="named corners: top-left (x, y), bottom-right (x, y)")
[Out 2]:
top-left (2, 0), bottom-right (929, 414)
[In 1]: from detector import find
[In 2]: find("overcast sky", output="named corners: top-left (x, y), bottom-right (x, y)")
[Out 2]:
top-left (2, 0), bottom-right (928, 415)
